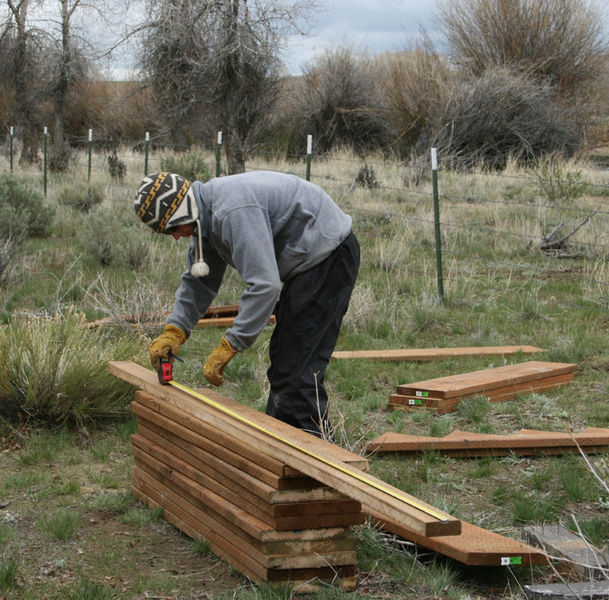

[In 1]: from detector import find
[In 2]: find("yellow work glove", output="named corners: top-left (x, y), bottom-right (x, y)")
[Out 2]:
top-left (203, 337), bottom-right (238, 386)
top-left (149, 324), bottom-right (187, 370)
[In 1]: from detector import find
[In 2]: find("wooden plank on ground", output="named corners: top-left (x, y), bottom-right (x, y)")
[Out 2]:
top-left (366, 508), bottom-right (549, 567)
top-left (390, 372), bottom-right (576, 415)
top-left (132, 434), bottom-right (364, 530)
top-left (366, 427), bottom-right (609, 456)
top-left (396, 361), bottom-right (576, 400)
top-left (134, 470), bottom-right (357, 569)
top-left (132, 472), bottom-right (358, 590)
top-left (110, 360), bottom-right (460, 538)
top-left (332, 345), bottom-right (545, 361)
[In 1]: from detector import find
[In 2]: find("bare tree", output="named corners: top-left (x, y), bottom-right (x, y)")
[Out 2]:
top-left (287, 46), bottom-right (391, 158)
top-left (438, 0), bottom-right (609, 97)
top-left (47, 0), bottom-right (91, 171)
top-left (141, 0), bottom-right (316, 174)
top-left (2, 0), bottom-right (46, 165)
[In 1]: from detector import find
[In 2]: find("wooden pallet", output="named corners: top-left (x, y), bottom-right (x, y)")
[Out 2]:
top-left (365, 428), bottom-right (609, 457)
top-left (390, 361), bottom-right (576, 414)
top-left (366, 509), bottom-right (549, 567)
top-left (332, 345), bottom-right (545, 361)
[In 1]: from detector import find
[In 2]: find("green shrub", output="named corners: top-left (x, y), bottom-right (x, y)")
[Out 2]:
top-left (0, 309), bottom-right (142, 426)
top-left (160, 152), bottom-right (211, 182)
top-left (0, 173), bottom-right (54, 238)
top-left (57, 182), bottom-right (104, 212)
top-left (79, 208), bottom-right (144, 267)
top-left (530, 155), bottom-right (587, 203)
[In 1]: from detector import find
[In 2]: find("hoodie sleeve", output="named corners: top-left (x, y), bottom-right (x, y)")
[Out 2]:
top-left (166, 241), bottom-right (227, 337)
top-left (220, 206), bottom-right (282, 351)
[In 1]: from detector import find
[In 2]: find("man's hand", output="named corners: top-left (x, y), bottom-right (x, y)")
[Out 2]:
top-left (203, 337), bottom-right (238, 386)
top-left (149, 324), bottom-right (187, 370)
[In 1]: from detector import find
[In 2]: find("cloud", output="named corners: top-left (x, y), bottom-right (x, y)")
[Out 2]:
top-left (281, 0), bottom-right (440, 73)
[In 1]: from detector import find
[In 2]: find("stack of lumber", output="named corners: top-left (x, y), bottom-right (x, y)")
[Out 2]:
top-left (130, 390), bottom-right (365, 591)
top-left (331, 345), bottom-right (545, 361)
top-left (366, 428), bottom-right (609, 457)
top-left (110, 361), bottom-right (461, 590)
top-left (389, 361), bottom-right (577, 415)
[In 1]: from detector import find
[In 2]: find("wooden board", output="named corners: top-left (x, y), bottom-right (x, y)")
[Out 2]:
top-left (365, 427), bottom-right (609, 456)
top-left (133, 469), bottom-right (358, 569)
top-left (390, 372), bottom-right (575, 415)
top-left (133, 475), bottom-right (358, 591)
top-left (131, 434), bottom-right (364, 530)
top-left (396, 361), bottom-right (576, 400)
top-left (332, 345), bottom-right (545, 361)
top-left (391, 372), bottom-right (574, 411)
top-left (135, 389), bottom-right (367, 476)
top-left (109, 361), bottom-right (461, 538)
top-left (366, 508), bottom-right (549, 567)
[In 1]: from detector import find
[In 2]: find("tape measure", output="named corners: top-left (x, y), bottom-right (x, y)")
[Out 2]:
top-left (168, 379), bottom-right (451, 523)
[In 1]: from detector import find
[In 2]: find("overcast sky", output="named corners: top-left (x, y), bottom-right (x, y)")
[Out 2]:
top-left (281, 0), bottom-right (441, 73)
top-left (95, 0), bottom-right (442, 79)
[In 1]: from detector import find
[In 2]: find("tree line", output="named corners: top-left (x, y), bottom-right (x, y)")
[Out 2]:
top-left (1, 0), bottom-right (608, 174)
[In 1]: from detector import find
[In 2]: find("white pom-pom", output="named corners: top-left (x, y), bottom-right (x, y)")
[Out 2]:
top-left (190, 260), bottom-right (210, 278)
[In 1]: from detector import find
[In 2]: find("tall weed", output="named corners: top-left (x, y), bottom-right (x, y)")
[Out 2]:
top-left (0, 309), bottom-right (143, 425)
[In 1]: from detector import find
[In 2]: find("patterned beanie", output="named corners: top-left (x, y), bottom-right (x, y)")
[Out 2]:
top-left (134, 172), bottom-right (199, 233)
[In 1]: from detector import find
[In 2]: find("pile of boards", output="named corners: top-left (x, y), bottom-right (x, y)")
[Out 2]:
top-left (389, 361), bottom-right (577, 414)
top-left (129, 388), bottom-right (368, 591)
top-left (110, 360), bottom-right (552, 586)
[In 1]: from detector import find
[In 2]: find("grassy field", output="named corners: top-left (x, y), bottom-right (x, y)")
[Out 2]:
top-left (1, 147), bottom-right (609, 599)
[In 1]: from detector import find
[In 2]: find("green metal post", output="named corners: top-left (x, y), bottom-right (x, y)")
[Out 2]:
top-left (144, 132), bottom-right (150, 174)
top-left (215, 131), bottom-right (222, 177)
top-left (305, 135), bottom-right (312, 181)
top-left (43, 127), bottom-right (48, 196)
top-left (87, 128), bottom-right (92, 183)
top-left (9, 127), bottom-right (14, 172)
top-left (431, 147), bottom-right (444, 303)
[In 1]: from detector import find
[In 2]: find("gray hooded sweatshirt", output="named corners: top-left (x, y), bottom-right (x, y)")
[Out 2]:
top-left (166, 171), bottom-right (353, 351)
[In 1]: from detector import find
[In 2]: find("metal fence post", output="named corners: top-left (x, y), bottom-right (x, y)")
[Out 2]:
top-left (144, 132), bottom-right (150, 174)
top-left (43, 127), bottom-right (48, 196)
top-left (87, 128), bottom-right (93, 183)
top-left (215, 131), bottom-right (222, 178)
top-left (305, 135), bottom-right (312, 181)
top-left (431, 147), bottom-right (444, 303)
top-left (9, 127), bottom-right (14, 172)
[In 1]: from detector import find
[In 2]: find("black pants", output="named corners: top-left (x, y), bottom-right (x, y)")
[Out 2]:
top-left (265, 232), bottom-right (360, 437)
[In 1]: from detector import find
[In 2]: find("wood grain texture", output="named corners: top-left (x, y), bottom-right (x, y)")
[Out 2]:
top-left (332, 345), bottom-right (545, 361)
top-left (109, 360), bottom-right (460, 538)
top-left (366, 508), bottom-right (549, 567)
top-left (366, 427), bottom-right (609, 456)
top-left (396, 361), bottom-right (576, 399)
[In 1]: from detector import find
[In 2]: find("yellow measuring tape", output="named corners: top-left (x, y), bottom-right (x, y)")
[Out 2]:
top-left (169, 380), bottom-right (450, 523)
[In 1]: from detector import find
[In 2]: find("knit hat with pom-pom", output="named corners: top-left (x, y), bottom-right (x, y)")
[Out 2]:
top-left (134, 172), bottom-right (198, 233)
